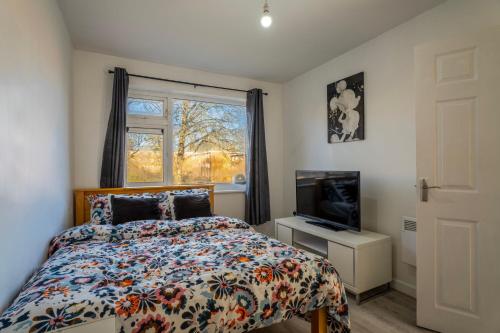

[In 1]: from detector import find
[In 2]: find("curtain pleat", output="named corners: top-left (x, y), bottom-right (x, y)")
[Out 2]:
top-left (245, 88), bottom-right (270, 225)
top-left (100, 67), bottom-right (129, 188)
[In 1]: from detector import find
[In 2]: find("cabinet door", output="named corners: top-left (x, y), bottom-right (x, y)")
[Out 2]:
top-left (328, 242), bottom-right (354, 286)
top-left (276, 224), bottom-right (293, 245)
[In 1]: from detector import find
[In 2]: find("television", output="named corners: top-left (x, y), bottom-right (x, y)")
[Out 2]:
top-left (295, 170), bottom-right (361, 232)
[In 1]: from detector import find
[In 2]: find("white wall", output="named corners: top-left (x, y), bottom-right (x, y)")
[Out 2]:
top-left (282, 0), bottom-right (500, 296)
top-left (72, 50), bottom-right (284, 221)
top-left (0, 0), bottom-right (73, 310)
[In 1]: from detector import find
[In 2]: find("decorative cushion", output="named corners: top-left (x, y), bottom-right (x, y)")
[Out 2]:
top-left (88, 192), bottom-right (171, 224)
top-left (167, 189), bottom-right (210, 220)
top-left (156, 191), bottom-right (172, 220)
top-left (110, 195), bottom-right (161, 225)
top-left (88, 194), bottom-right (112, 225)
top-left (173, 193), bottom-right (212, 220)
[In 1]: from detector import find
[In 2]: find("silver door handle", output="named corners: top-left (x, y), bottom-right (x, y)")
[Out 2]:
top-left (419, 178), bottom-right (440, 202)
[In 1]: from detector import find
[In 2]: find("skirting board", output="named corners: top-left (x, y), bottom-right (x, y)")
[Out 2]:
top-left (391, 279), bottom-right (416, 298)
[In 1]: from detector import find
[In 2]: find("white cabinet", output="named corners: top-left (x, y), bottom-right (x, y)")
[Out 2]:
top-left (276, 224), bottom-right (293, 245)
top-left (328, 242), bottom-right (354, 286)
top-left (275, 216), bottom-right (392, 303)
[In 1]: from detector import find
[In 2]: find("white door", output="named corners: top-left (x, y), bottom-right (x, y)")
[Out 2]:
top-left (415, 27), bottom-right (500, 333)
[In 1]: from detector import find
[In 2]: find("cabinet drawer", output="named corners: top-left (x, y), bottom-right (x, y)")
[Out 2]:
top-left (328, 242), bottom-right (354, 286)
top-left (276, 224), bottom-right (293, 245)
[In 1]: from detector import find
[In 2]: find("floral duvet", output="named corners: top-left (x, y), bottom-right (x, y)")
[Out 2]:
top-left (0, 217), bottom-right (350, 333)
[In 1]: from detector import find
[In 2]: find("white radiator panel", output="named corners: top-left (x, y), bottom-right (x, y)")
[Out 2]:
top-left (401, 217), bottom-right (416, 266)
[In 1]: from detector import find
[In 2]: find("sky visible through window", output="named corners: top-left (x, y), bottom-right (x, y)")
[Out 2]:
top-left (127, 98), bottom-right (163, 116)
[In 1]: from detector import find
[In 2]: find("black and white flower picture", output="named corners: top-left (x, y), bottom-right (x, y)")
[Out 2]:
top-left (327, 72), bottom-right (364, 143)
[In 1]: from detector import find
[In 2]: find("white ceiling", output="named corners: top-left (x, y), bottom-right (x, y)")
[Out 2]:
top-left (58, 0), bottom-right (444, 82)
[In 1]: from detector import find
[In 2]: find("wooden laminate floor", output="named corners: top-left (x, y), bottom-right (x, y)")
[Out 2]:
top-left (253, 290), bottom-right (432, 333)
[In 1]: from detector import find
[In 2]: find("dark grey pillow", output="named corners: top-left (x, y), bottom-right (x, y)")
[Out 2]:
top-left (173, 193), bottom-right (212, 220)
top-left (110, 195), bottom-right (161, 225)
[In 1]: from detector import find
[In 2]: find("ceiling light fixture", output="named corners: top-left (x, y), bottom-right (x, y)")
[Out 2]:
top-left (260, 0), bottom-right (272, 28)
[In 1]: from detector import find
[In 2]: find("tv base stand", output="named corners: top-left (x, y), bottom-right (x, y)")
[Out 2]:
top-left (304, 220), bottom-right (345, 231)
top-left (275, 216), bottom-right (392, 304)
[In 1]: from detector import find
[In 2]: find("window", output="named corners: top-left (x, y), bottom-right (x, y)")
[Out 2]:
top-left (127, 97), bottom-right (164, 117)
top-left (126, 92), bottom-right (168, 186)
top-left (125, 92), bottom-right (247, 191)
top-left (172, 99), bottom-right (246, 190)
top-left (126, 129), bottom-right (164, 183)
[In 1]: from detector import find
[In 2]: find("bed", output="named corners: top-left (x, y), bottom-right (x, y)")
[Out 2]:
top-left (0, 186), bottom-right (350, 333)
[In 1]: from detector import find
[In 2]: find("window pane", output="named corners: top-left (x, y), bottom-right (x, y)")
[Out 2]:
top-left (127, 97), bottom-right (164, 116)
top-left (127, 131), bottom-right (164, 183)
top-left (172, 99), bottom-right (246, 186)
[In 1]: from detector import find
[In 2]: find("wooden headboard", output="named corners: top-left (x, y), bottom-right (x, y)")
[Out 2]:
top-left (74, 185), bottom-right (215, 226)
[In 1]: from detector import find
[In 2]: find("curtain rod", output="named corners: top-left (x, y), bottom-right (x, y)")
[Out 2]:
top-left (107, 70), bottom-right (268, 96)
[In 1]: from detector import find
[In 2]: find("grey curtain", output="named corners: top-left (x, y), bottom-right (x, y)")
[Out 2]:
top-left (100, 67), bottom-right (129, 188)
top-left (245, 88), bottom-right (270, 225)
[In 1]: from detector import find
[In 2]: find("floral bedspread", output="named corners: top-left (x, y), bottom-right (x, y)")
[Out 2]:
top-left (0, 217), bottom-right (350, 333)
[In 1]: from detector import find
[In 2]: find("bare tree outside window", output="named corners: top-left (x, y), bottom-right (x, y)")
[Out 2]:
top-left (126, 131), bottom-right (164, 183)
top-left (172, 99), bottom-right (246, 185)
top-left (124, 94), bottom-right (247, 189)
top-left (127, 98), bottom-right (163, 117)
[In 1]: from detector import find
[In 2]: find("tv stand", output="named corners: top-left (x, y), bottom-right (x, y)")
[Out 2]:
top-left (304, 220), bottom-right (345, 231)
top-left (275, 216), bottom-right (392, 304)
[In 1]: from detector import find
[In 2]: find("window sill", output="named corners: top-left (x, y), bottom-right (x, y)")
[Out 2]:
top-left (214, 189), bottom-right (246, 194)
top-left (214, 183), bottom-right (246, 193)
top-left (124, 183), bottom-right (246, 193)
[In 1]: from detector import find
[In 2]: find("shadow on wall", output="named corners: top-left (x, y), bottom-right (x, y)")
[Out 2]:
top-left (361, 196), bottom-right (378, 231)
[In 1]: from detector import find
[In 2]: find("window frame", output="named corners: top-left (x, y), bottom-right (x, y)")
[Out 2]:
top-left (125, 91), bottom-right (169, 187)
top-left (125, 90), bottom-right (247, 192)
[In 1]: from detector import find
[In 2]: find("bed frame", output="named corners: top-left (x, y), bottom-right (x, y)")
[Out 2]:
top-left (311, 307), bottom-right (328, 333)
top-left (73, 185), bottom-right (215, 226)
top-left (71, 185), bottom-right (328, 333)
top-left (57, 308), bottom-right (327, 333)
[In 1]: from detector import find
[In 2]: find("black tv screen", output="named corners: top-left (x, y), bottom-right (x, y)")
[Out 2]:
top-left (296, 170), bottom-right (361, 232)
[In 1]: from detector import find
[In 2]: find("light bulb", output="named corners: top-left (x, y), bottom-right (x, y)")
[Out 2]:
top-left (260, 1), bottom-right (272, 28)
top-left (261, 14), bottom-right (272, 28)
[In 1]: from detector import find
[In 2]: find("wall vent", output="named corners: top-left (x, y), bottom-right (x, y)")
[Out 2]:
top-left (401, 216), bottom-right (417, 267)
top-left (403, 219), bottom-right (416, 232)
